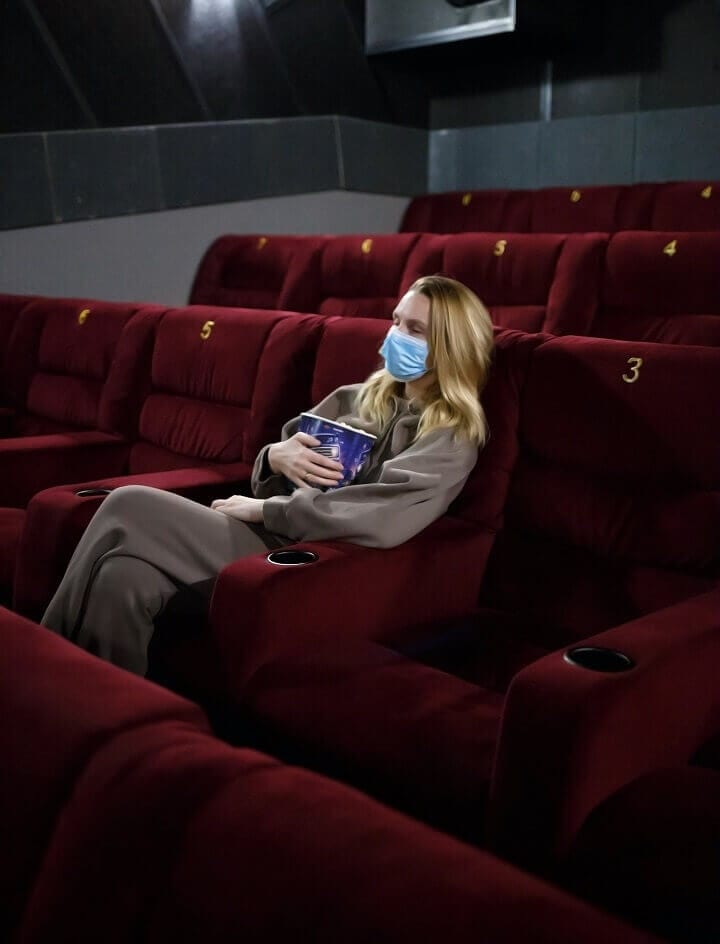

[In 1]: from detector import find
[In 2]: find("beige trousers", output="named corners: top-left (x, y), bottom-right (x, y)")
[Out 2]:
top-left (41, 485), bottom-right (277, 676)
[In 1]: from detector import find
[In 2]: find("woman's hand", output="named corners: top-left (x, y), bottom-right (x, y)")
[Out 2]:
top-left (211, 495), bottom-right (265, 523)
top-left (267, 432), bottom-right (344, 489)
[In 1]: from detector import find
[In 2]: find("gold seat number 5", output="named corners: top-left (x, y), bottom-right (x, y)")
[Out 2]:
top-left (622, 357), bottom-right (643, 383)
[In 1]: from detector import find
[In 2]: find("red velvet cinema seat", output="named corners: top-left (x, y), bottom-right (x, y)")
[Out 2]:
top-left (400, 189), bottom-right (532, 234)
top-left (314, 233), bottom-right (421, 318)
top-left (150, 324), bottom-right (545, 703)
top-left (529, 184), bottom-right (658, 233)
top-left (563, 762), bottom-right (720, 942)
top-left (0, 607), bottom-right (659, 944)
top-left (591, 230), bottom-right (720, 344)
top-left (9, 306), bottom-right (324, 618)
top-left (650, 180), bottom-right (720, 231)
top-left (0, 302), bottom-right (163, 606)
top-left (208, 336), bottom-right (720, 882)
top-left (401, 232), bottom-right (608, 334)
top-left (189, 233), bottom-right (326, 311)
top-left (0, 293), bottom-right (38, 433)
top-left (0, 296), bottom-right (154, 438)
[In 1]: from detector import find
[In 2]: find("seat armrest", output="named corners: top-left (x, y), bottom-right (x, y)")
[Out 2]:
top-left (487, 586), bottom-right (720, 870)
top-left (13, 464), bottom-right (253, 620)
top-left (0, 432), bottom-right (130, 507)
top-left (209, 516), bottom-right (493, 690)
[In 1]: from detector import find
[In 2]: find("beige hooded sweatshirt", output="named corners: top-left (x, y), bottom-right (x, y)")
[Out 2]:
top-left (252, 384), bottom-right (478, 549)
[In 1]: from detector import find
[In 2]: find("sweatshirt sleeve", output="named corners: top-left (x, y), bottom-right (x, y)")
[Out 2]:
top-left (250, 387), bottom-right (354, 499)
top-left (262, 428), bottom-right (478, 548)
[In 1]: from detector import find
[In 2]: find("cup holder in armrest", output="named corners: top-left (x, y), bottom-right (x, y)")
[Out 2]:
top-left (75, 488), bottom-right (114, 498)
top-left (266, 550), bottom-right (319, 566)
top-left (563, 646), bottom-right (635, 673)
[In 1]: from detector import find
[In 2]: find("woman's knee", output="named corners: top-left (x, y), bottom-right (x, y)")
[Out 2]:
top-left (97, 485), bottom-right (183, 528)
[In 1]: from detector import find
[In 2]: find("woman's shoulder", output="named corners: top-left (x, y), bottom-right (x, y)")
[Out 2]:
top-left (311, 384), bottom-right (363, 418)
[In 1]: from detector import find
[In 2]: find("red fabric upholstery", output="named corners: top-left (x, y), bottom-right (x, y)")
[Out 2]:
top-left (651, 180), bottom-right (720, 231)
top-left (229, 335), bottom-right (720, 888)
top-left (0, 294), bottom-right (37, 399)
top-left (189, 234), bottom-right (326, 312)
top-left (9, 308), bottom-right (324, 616)
top-left (481, 335), bottom-right (720, 646)
top-left (0, 509), bottom-right (24, 606)
top-left (2, 297), bottom-right (150, 436)
top-left (161, 329), bottom-right (544, 693)
top-left (0, 608), bottom-right (656, 944)
top-left (400, 190), bottom-right (532, 234)
top-left (128, 306), bottom-right (323, 472)
top-left (530, 185), bottom-right (656, 233)
top-left (403, 233), bottom-right (607, 335)
top-left (0, 432), bottom-right (131, 509)
top-left (0, 606), bottom-right (208, 939)
top-left (310, 317), bottom-right (387, 403)
top-left (593, 230), bottom-right (720, 344)
top-left (317, 234), bottom-right (420, 318)
top-left (566, 765), bottom-right (720, 941)
top-left (489, 587), bottom-right (720, 869)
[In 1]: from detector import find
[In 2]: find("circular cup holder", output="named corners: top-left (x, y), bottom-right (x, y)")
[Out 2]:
top-left (266, 550), bottom-right (319, 566)
top-left (564, 646), bottom-right (635, 673)
top-left (75, 488), bottom-right (114, 498)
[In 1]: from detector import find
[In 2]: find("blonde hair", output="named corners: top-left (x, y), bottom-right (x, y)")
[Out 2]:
top-left (355, 275), bottom-right (494, 445)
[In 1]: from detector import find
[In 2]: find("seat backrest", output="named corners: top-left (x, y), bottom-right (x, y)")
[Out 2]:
top-left (316, 234), bottom-right (420, 318)
top-left (189, 234), bottom-right (326, 312)
top-left (4, 609), bottom-right (651, 944)
top-left (448, 329), bottom-right (548, 533)
top-left (400, 190), bottom-right (532, 234)
top-left (592, 231), bottom-right (720, 344)
top-left (530, 185), bottom-right (657, 234)
top-left (0, 608), bottom-right (207, 940)
top-left (403, 233), bottom-right (608, 335)
top-left (651, 181), bottom-right (720, 231)
top-left (310, 317), bottom-right (388, 404)
top-left (3, 298), bottom-right (146, 436)
top-left (0, 294), bottom-right (37, 378)
top-left (481, 336), bottom-right (720, 649)
top-left (128, 306), bottom-right (323, 474)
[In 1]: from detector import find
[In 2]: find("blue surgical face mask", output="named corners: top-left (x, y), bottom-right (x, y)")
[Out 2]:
top-left (379, 325), bottom-right (430, 382)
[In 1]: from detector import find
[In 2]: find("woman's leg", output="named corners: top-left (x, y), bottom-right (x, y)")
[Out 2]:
top-left (41, 485), bottom-right (272, 674)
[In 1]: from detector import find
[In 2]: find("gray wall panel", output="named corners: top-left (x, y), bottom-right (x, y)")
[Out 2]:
top-left (537, 114), bottom-right (635, 186)
top-left (47, 128), bottom-right (163, 222)
top-left (430, 122), bottom-right (539, 191)
top-left (0, 134), bottom-right (54, 229)
top-left (0, 191), bottom-right (409, 305)
top-left (337, 118), bottom-right (427, 194)
top-left (157, 118), bottom-right (339, 208)
top-left (634, 105), bottom-right (720, 182)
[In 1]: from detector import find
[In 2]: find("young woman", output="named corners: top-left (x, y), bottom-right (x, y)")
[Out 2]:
top-left (42, 276), bottom-right (494, 675)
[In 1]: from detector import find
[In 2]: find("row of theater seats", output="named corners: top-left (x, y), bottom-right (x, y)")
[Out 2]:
top-left (4, 606), bottom-right (662, 943)
top-left (400, 180), bottom-right (720, 234)
top-left (187, 230), bottom-right (720, 346)
top-left (0, 292), bottom-right (719, 941)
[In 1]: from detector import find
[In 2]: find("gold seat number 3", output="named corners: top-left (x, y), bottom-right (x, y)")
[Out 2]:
top-left (622, 357), bottom-right (643, 384)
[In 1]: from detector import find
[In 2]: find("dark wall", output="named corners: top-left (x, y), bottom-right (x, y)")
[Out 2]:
top-left (2, 0), bottom-right (719, 134)
top-left (1, 0), bottom-right (426, 132)
top-left (429, 0), bottom-right (720, 127)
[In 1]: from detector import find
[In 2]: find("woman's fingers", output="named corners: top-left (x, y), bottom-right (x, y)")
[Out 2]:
top-left (294, 432), bottom-right (321, 447)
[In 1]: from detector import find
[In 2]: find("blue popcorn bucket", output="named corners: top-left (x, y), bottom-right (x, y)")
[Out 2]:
top-left (298, 413), bottom-right (377, 489)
